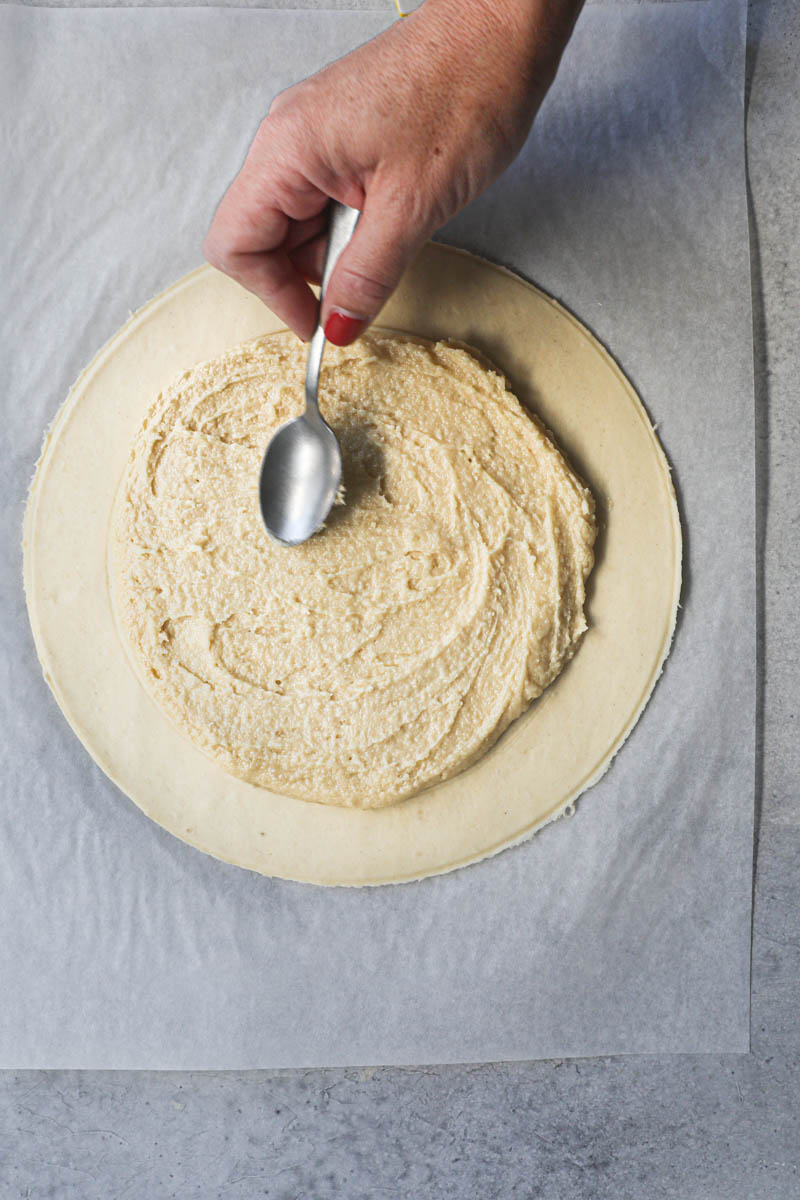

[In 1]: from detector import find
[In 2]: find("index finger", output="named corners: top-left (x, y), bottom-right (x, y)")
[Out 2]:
top-left (203, 134), bottom-right (328, 338)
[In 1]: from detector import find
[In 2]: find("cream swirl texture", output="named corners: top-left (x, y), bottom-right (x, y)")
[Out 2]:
top-left (111, 331), bottom-right (596, 807)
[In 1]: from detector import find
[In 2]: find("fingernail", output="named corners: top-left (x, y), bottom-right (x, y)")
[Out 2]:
top-left (324, 310), bottom-right (368, 347)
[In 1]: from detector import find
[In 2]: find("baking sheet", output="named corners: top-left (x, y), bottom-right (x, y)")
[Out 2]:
top-left (0, 0), bottom-right (754, 1066)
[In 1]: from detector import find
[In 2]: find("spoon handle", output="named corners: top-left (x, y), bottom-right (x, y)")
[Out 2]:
top-left (305, 202), bottom-right (361, 413)
top-left (321, 202), bottom-right (361, 295)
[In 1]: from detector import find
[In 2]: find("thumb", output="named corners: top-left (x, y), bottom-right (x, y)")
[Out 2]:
top-left (321, 198), bottom-right (425, 346)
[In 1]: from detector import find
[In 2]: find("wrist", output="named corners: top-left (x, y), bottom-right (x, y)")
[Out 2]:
top-left (420, 0), bottom-right (582, 95)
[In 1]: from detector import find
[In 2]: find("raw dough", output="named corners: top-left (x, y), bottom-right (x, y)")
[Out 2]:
top-left (24, 247), bottom-right (681, 885)
top-left (110, 332), bottom-right (596, 807)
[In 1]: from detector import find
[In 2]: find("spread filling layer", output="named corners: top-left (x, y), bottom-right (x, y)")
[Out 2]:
top-left (111, 331), bottom-right (596, 807)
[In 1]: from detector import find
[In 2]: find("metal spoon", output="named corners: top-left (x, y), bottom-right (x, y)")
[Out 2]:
top-left (259, 202), bottom-right (361, 545)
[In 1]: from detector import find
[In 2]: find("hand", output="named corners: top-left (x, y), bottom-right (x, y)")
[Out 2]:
top-left (204, 0), bottom-right (583, 344)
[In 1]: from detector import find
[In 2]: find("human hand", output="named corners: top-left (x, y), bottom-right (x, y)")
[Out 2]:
top-left (204, 0), bottom-right (583, 345)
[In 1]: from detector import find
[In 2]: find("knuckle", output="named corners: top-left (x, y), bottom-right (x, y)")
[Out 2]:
top-left (267, 85), bottom-right (295, 118)
top-left (335, 262), bottom-right (395, 309)
top-left (202, 232), bottom-right (232, 273)
top-left (262, 86), bottom-right (320, 154)
top-left (202, 233), bottom-right (221, 268)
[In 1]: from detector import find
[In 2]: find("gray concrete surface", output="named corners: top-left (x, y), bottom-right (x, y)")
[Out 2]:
top-left (1, 0), bottom-right (798, 1195)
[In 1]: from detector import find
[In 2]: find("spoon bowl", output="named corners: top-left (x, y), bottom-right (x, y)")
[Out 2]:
top-left (259, 409), bottom-right (342, 546)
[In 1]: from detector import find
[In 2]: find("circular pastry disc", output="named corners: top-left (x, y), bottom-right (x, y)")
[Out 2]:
top-left (24, 246), bottom-right (681, 886)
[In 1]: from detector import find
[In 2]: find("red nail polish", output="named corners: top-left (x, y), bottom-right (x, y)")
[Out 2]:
top-left (324, 311), bottom-right (368, 347)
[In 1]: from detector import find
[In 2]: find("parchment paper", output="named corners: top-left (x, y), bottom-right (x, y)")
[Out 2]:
top-left (0, 0), bottom-right (754, 1067)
